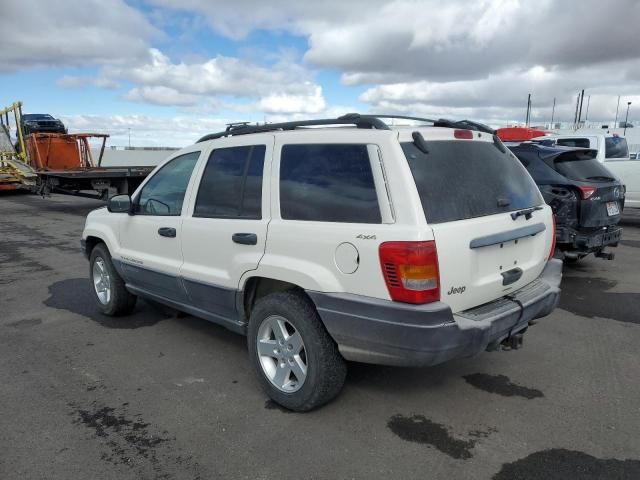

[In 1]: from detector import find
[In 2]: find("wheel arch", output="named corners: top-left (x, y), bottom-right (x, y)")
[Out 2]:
top-left (239, 276), bottom-right (314, 322)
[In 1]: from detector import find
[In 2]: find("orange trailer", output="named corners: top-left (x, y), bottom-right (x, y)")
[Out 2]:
top-left (26, 132), bottom-right (107, 170)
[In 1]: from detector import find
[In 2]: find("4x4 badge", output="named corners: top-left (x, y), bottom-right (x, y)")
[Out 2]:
top-left (356, 234), bottom-right (376, 240)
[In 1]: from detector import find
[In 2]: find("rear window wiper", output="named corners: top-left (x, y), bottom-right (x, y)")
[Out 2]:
top-left (511, 206), bottom-right (543, 220)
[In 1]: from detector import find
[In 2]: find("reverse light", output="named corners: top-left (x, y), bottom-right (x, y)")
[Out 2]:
top-left (549, 215), bottom-right (557, 260)
top-left (454, 129), bottom-right (474, 139)
top-left (577, 185), bottom-right (597, 199)
top-left (379, 241), bottom-right (440, 304)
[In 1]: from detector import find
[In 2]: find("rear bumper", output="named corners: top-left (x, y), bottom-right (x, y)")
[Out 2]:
top-left (309, 259), bottom-right (562, 367)
top-left (558, 225), bottom-right (622, 253)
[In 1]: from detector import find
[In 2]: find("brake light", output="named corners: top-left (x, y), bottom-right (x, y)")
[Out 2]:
top-left (454, 129), bottom-right (474, 139)
top-left (577, 185), bottom-right (597, 199)
top-left (549, 215), bottom-right (557, 260)
top-left (379, 241), bottom-right (440, 304)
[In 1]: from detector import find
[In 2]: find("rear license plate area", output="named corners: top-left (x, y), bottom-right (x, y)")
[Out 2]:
top-left (606, 201), bottom-right (620, 216)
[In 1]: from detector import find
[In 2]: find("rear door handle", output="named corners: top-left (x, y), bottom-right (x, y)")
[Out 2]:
top-left (232, 233), bottom-right (257, 245)
top-left (158, 227), bottom-right (177, 238)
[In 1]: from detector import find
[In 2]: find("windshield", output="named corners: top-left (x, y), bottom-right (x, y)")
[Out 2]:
top-left (402, 139), bottom-right (543, 224)
top-left (23, 114), bottom-right (54, 120)
top-left (553, 151), bottom-right (616, 182)
top-left (605, 136), bottom-right (629, 159)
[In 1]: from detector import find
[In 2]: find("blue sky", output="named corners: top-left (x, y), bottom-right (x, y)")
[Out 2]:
top-left (2, 0), bottom-right (639, 146)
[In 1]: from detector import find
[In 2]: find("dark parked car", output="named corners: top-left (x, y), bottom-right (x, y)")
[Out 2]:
top-left (20, 113), bottom-right (67, 136)
top-left (508, 142), bottom-right (624, 262)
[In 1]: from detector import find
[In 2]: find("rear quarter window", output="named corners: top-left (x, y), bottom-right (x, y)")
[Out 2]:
top-left (402, 140), bottom-right (543, 224)
top-left (279, 144), bottom-right (381, 223)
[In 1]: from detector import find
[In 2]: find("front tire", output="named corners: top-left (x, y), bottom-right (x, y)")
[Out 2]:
top-left (248, 291), bottom-right (347, 412)
top-left (89, 243), bottom-right (137, 316)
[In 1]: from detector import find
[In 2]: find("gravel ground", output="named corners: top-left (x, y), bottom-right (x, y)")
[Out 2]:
top-left (1, 192), bottom-right (639, 480)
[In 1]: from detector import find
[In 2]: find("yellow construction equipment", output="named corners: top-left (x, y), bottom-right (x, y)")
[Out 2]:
top-left (0, 101), bottom-right (37, 190)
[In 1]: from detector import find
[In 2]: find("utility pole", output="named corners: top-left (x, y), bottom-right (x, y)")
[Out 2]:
top-left (550, 97), bottom-right (556, 127)
top-left (585, 95), bottom-right (591, 123)
top-left (577, 89), bottom-right (585, 127)
top-left (614, 96), bottom-right (621, 128)
top-left (624, 102), bottom-right (632, 136)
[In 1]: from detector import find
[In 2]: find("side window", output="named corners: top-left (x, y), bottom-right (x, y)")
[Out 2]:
top-left (136, 151), bottom-right (199, 216)
top-left (556, 138), bottom-right (591, 149)
top-left (194, 145), bottom-right (266, 219)
top-left (279, 144), bottom-right (381, 223)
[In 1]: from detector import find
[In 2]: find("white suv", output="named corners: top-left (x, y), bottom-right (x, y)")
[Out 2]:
top-left (81, 114), bottom-right (562, 411)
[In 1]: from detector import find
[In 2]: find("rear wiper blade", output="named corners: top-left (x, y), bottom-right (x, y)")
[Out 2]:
top-left (511, 206), bottom-right (543, 220)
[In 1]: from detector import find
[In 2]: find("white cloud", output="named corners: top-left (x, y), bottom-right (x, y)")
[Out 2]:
top-left (257, 85), bottom-right (326, 114)
top-left (126, 86), bottom-right (201, 107)
top-left (0, 0), bottom-right (159, 72)
top-left (61, 114), bottom-right (230, 147)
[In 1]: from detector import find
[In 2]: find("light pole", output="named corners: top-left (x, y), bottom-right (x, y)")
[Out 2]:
top-left (624, 102), bottom-right (631, 136)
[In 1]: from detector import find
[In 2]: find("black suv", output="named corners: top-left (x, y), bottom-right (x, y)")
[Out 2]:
top-left (20, 113), bottom-right (67, 136)
top-left (508, 143), bottom-right (624, 262)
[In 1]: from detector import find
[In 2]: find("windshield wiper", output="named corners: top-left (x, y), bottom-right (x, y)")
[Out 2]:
top-left (511, 206), bottom-right (543, 220)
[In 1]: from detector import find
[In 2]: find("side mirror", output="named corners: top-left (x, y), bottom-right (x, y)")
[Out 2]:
top-left (107, 194), bottom-right (132, 213)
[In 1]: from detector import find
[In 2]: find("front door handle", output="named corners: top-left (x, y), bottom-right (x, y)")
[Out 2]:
top-left (158, 227), bottom-right (177, 238)
top-left (232, 233), bottom-right (257, 245)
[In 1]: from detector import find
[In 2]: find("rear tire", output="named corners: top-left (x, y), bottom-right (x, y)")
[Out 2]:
top-left (248, 290), bottom-right (347, 412)
top-left (89, 243), bottom-right (137, 316)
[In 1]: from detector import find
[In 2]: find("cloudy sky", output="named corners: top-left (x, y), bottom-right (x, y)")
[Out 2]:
top-left (1, 0), bottom-right (639, 146)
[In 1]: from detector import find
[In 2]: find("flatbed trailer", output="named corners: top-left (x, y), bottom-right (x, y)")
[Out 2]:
top-left (1, 101), bottom-right (154, 199)
top-left (35, 165), bottom-right (153, 199)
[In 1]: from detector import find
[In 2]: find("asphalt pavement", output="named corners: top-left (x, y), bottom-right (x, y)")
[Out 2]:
top-left (1, 192), bottom-right (640, 480)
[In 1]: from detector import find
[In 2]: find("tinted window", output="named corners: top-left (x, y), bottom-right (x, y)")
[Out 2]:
top-left (605, 136), bottom-right (629, 159)
top-left (194, 145), bottom-right (265, 219)
top-left (136, 152), bottom-right (199, 216)
top-left (402, 140), bottom-right (543, 224)
top-left (556, 138), bottom-right (591, 149)
top-left (280, 144), bottom-right (381, 223)
top-left (554, 151), bottom-right (617, 182)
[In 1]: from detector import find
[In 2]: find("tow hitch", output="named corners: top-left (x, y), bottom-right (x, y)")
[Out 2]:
top-left (501, 333), bottom-right (524, 350)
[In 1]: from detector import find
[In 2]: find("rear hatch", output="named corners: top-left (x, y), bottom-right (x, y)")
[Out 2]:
top-left (551, 150), bottom-right (625, 228)
top-left (401, 129), bottom-right (553, 313)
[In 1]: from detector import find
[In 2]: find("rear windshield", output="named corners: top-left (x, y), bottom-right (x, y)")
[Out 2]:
top-left (553, 151), bottom-right (617, 182)
top-left (402, 140), bottom-right (543, 224)
top-left (605, 136), bottom-right (629, 159)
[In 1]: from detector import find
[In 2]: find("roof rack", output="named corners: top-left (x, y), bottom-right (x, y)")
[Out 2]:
top-left (196, 113), bottom-right (496, 143)
top-left (196, 114), bottom-right (389, 143)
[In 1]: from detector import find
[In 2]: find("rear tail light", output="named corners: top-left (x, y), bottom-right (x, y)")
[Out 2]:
top-left (454, 129), bottom-right (474, 139)
top-left (379, 241), bottom-right (440, 304)
top-left (549, 215), bottom-right (557, 260)
top-left (577, 185), bottom-right (597, 199)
